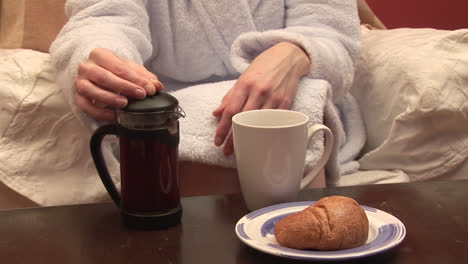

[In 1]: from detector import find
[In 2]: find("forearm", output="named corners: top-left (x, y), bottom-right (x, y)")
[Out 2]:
top-left (49, 0), bottom-right (153, 128)
top-left (285, 0), bottom-right (361, 101)
top-left (231, 0), bottom-right (361, 102)
top-left (50, 0), bottom-right (153, 76)
top-left (275, 42), bottom-right (311, 78)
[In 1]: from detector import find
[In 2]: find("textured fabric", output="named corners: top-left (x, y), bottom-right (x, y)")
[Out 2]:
top-left (1, 1), bottom-right (366, 205)
top-left (0, 0), bottom-right (386, 51)
top-left (6, 26), bottom-right (468, 205)
top-left (0, 48), bottom-right (358, 205)
top-left (350, 27), bottom-right (468, 182)
top-left (173, 79), bottom-right (329, 176)
top-left (50, 0), bottom-right (361, 126)
top-left (0, 49), bottom-right (339, 205)
top-left (0, 49), bottom-right (119, 205)
top-left (49, 0), bottom-right (364, 183)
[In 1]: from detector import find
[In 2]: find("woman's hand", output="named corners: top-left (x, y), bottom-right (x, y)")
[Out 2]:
top-left (75, 48), bottom-right (164, 120)
top-left (212, 42), bottom-right (311, 155)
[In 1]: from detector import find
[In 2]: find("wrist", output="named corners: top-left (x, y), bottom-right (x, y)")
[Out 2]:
top-left (276, 42), bottom-right (311, 76)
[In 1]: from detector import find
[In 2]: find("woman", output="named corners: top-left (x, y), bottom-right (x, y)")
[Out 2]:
top-left (50, 0), bottom-right (361, 156)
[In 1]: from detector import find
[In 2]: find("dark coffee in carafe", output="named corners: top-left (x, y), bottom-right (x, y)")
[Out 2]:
top-left (90, 92), bottom-right (185, 230)
top-left (119, 128), bottom-right (180, 213)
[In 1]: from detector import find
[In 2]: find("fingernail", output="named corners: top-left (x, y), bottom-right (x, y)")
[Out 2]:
top-left (151, 79), bottom-right (164, 91)
top-left (212, 107), bottom-right (221, 117)
top-left (224, 147), bottom-right (233, 156)
top-left (135, 88), bottom-right (146, 98)
top-left (156, 80), bottom-right (164, 90)
top-left (215, 137), bottom-right (222, 146)
top-left (115, 97), bottom-right (128, 107)
top-left (145, 83), bottom-right (156, 95)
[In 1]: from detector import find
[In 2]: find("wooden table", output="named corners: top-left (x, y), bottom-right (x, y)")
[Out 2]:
top-left (1, 180), bottom-right (467, 263)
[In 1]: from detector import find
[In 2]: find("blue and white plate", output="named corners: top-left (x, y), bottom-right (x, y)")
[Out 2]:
top-left (235, 201), bottom-right (406, 261)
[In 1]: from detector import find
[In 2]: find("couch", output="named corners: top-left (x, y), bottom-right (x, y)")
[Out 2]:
top-left (1, 0), bottom-right (467, 209)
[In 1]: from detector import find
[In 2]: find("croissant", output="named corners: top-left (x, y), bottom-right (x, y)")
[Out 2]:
top-left (274, 196), bottom-right (368, 250)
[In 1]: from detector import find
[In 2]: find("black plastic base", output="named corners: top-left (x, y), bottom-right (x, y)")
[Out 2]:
top-left (121, 205), bottom-right (182, 230)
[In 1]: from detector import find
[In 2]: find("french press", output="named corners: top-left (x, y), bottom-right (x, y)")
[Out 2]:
top-left (90, 92), bottom-right (185, 230)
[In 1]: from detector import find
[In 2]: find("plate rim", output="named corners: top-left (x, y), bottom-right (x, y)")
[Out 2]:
top-left (235, 201), bottom-right (406, 261)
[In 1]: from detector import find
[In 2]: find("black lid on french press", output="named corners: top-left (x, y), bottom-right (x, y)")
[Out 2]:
top-left (117, 92), bottom-right (184, 130)
top-left (124, 92), bottom-right (179, 113)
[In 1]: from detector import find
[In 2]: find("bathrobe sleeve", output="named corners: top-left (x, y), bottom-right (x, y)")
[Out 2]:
top-left (49, 0), bottom-right (153, 129)
top-left (230, 0), bottom-right (361, 102)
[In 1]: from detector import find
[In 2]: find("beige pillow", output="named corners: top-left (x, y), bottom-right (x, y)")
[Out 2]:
top-left (0, 49), bottom-right (119, 205)
top-left (0, 0), bottom-right (67, 52)
top-left (351, 27), bottom-right (468, 181)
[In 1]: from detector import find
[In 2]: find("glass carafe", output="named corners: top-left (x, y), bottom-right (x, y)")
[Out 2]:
top-left (90, 92), bottom-right (185, 230)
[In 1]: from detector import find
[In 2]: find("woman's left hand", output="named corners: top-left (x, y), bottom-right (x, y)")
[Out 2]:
top-left (212, 41), bottom-right (311, 155)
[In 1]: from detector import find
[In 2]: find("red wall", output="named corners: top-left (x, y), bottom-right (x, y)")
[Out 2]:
top-left (367, 0), bottom-right (468, 30)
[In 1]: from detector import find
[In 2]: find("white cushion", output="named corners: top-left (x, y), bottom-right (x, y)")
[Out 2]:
top-left (0, 49), bottom-right (119, 205)
top-left (351, 27), bottom-right (468, 181)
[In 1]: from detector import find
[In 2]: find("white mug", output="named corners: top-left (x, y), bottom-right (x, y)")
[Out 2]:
top-left (232, 109), bottom-right (333, 211)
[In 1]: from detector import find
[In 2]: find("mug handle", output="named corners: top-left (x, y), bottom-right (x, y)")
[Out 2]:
top-left (90, 124), bottom-right (121, 207)
top-left (299, 124), bottom-right (334, 189)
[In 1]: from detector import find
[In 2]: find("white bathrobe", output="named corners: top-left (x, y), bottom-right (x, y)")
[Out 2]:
top-left (50, 0), bottom-right (364, 185)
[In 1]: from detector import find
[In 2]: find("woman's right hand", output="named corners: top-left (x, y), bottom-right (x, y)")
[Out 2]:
top-left (75, 48), bottom-right (164, 120)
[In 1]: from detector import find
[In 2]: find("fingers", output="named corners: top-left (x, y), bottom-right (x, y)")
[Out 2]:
top-left (212, 90), bottom-right (232, 118)
top-left (214, 82), bottom-right (292, 156)
top-left (75, 78), bottom-right (129, 108)
top-left (121, 57), bottom-right (164, 93)
top-left (214, 89), bottom-right (248, 147)
top-left (74, 48), bottom-right (167, 121)
top-left (78, 62), bottom-right (147, 99)
top-left (88, 48), bottom-right (160, 95)
top-left (242, 89), bottom-right (265, 111)
top-left (214, 79), bottom-right (271, 153)
top-left (212, 105), bottom-right (224, 118)
top-left (217, 92), bottom-right (264, 156)
top-left (75, 93), bottom-right (115, 121)
top-left (260, 92), bottom-right (291, 109)
top-left (212, 99), bottom-right (226, 118)
top-left (223, 133), bottom-right (234, 156)
top-left (213, 42), bottom-right (305, 155)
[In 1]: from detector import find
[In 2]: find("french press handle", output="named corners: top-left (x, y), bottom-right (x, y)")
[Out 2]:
top-left (90, 124), bottom-right (121, 207)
